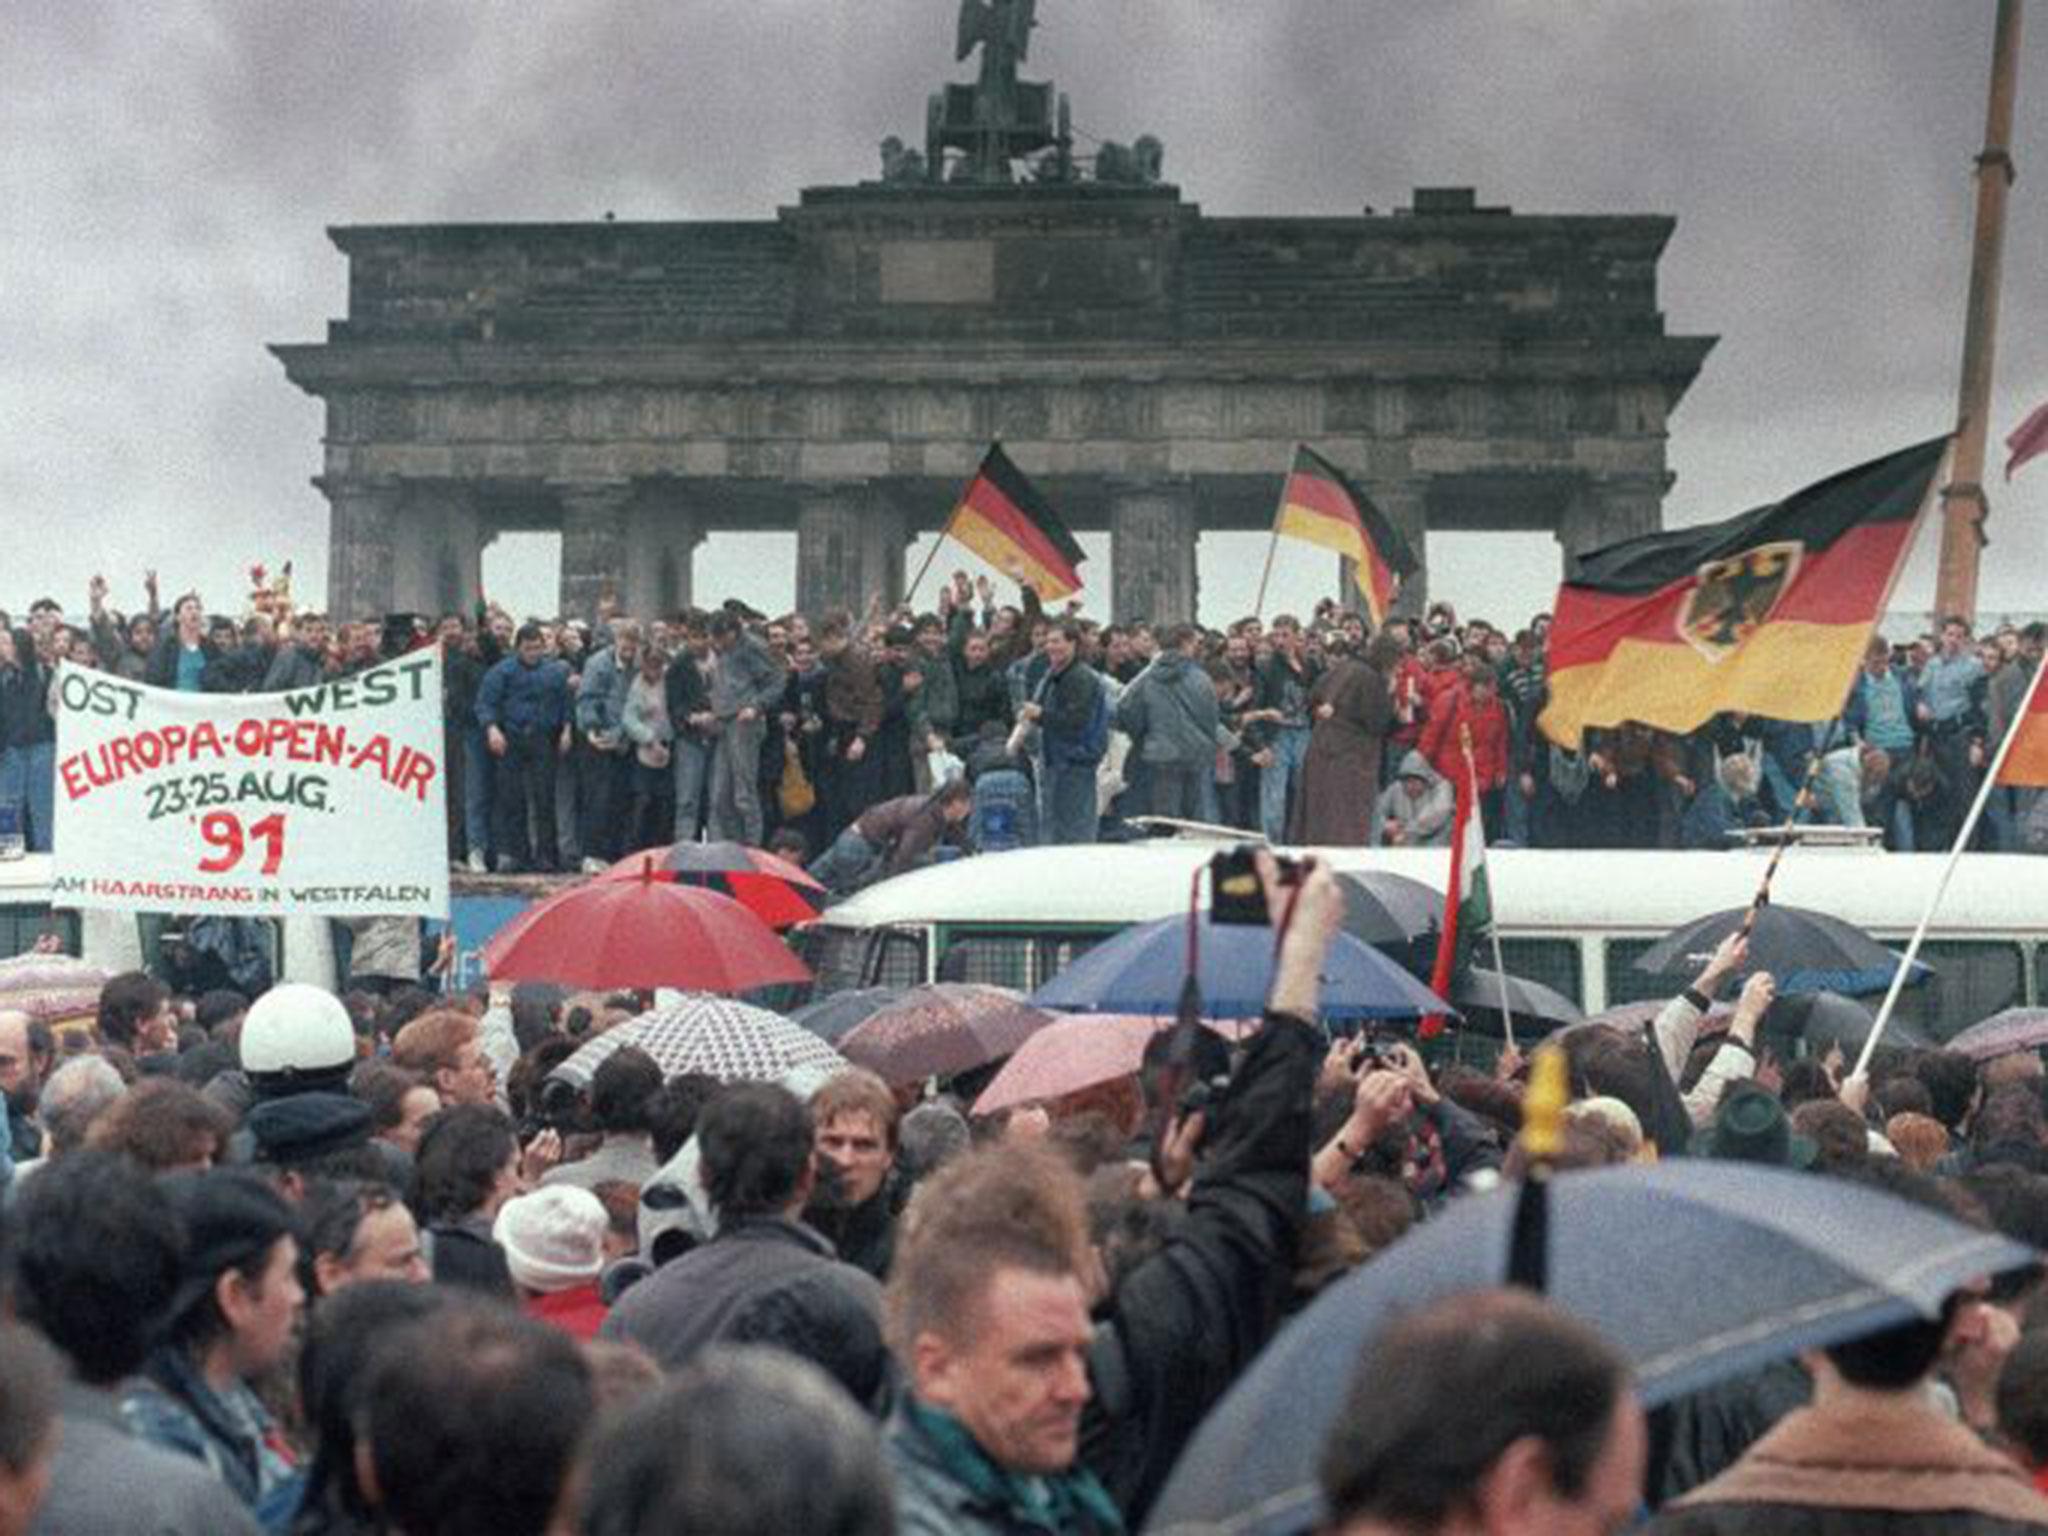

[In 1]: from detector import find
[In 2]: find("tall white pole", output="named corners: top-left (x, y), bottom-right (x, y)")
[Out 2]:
top-left (1852, 653), bottom-right (2048, 1079)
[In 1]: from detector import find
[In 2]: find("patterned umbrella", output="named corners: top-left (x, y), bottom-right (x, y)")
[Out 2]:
top-left (481, 877), bottom-right (811, 992)
top-left (1947, 1007), bottom-right (2048, 1063)
top-left (550, 995), bottom-right (849, 1088)
top-left (790, 988), bottom-right (900, 1045)
top-left (971, 1014), bottom-right (1255, 1117)
top-left (836, 983), bottom-right (1054, 1086)
top-left (599, 842), bottom-right (824, 930)
top-left (0, 952), bottom-right (109, 1025)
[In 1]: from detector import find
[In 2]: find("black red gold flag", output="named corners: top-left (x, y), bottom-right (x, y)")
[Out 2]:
top-left (1275, 446), bottom-right (1418, 626)
top-left (946, 445), bottom-right (1086, 601)
top-left (1539, 437), bottom-right (1948, 750)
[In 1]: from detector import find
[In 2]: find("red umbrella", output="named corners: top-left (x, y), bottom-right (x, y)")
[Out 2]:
top-left (972, 1014), bottom-right (1255, 1117)
top-left (481, 876), bottom-right (811, 993)
top-left (600, 843), bottom-right (824, 930)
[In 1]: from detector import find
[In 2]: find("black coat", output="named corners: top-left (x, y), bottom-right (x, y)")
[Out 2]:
top-left (1079, 1010), bottom-right (1319, 1523)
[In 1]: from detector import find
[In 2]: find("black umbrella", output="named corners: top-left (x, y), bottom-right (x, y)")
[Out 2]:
top-left (1633, 904), bottom-right (1931, 997)
top-left (1334, 870), bottom-right (1442, 946)
top-left (1335, 871), bottom-right (1442, 981)
top-left (1449, 966), bottom-right (1585, 1038)
top-left (1145, 1161), bottom-right (2032, 1536)
top-left (1763, 990), bottom-right (1936, 1054)
top-left (788, 987), bottom-right (898, 1045)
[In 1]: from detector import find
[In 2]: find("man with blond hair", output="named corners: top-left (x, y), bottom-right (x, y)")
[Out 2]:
top-left (391, 1010), bottom-right (497, 1108)
top-left (806, 1069), bottom-right (903, 1279)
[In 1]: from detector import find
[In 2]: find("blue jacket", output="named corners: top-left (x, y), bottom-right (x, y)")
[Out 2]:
top-left (575, 643), bottom-right (634, 736)
top-left (1842, 665), bottom-right (1922, 751)
top-left (476, 654), bottom-right (570, 736)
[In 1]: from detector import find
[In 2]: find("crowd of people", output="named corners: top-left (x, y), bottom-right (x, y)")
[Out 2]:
top-left (2, 856), bottom-right (2048, 1534)
top-left (4, 571), bottom-right (2044, 880)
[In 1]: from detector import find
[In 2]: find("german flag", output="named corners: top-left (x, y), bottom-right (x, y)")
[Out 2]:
top-left (1275, 446), bottom-right (1418, 626)
top-left (945, 445), bottom-right (1086, 601)
top-left (1539, 437), bottom-right (1949, 750)
top-left (1995, 667), bottom-right (2048, 787)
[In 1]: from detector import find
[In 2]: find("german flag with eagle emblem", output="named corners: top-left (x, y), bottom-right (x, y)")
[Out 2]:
top-left (1539, 437), bottom-right (1949, 750)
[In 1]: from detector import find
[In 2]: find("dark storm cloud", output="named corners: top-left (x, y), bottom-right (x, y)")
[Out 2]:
top-left (1, 1), bottom-right (2041, 621)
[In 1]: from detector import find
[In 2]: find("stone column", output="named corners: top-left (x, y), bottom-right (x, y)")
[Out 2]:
top-left (625, 494), bottom-right (704, 621)
top-left (387, 482), bottom-right (481, 618)
top-left (1559, 474), bottom-right (1665, 566)
top-left (1359, 479), bottom-right (1429, 620)
top-left (795, 483), bottom-right (907, 617)
top-left (321, 476), bottom-right (399, 619)
top-left (554, 481), bottom-right (632, 622)
top-left (1109, 477), bottom-right (1197, 624)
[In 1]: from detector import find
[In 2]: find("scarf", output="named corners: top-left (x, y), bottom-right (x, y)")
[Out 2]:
top-left (905, 1396), bottom-right (1127, 1536)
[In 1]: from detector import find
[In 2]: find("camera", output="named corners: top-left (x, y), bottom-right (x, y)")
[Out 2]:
top-left (1209, 844), bottom-right (1303, 925)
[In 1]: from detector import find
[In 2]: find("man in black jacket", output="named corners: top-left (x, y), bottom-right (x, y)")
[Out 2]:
top-left (881, 852), bottom-right (1333, 1531)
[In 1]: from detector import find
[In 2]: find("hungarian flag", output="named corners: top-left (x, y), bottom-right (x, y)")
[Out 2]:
top-left (1275, 445), bottom-right (1418, 626)
top-left (945, 444), bottom-right (1086, 601)
top-left (1995, 663), bottom-right (2048, 788)
top-left (1424, 732), bottom-right (1493, 1040)
top-left (1539, 436), bottom-right (1948, 750)
top-left (2008, 400), bottom-right (2048, 480)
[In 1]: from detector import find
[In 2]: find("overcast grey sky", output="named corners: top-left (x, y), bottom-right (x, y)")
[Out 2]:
top-left (3, 1), bottom-right (2043, 629)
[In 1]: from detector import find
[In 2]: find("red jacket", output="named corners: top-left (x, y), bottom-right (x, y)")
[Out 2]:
top-left (526, 1281), bottom-right (609, 1340)
top-left (1420, 685), bottom-right (1510, 792)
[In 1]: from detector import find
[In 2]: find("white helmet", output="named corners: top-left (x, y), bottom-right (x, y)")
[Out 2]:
top-left (240, 983), bottom-right (356, 1086)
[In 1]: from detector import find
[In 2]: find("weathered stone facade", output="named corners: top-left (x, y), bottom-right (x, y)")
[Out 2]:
top-left (274, 182), bottom-right (1712, 623)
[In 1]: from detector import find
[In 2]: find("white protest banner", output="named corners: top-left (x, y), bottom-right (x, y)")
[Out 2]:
top-left (50, 651), bottom-right (449, 917)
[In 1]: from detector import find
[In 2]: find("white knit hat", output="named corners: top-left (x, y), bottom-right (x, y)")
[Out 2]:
top-left (492, 1186), bottom-right (607, 1293)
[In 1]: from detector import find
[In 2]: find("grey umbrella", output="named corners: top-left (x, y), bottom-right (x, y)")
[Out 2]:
top-left (1145, 1159), bottom-right (2033, 1536)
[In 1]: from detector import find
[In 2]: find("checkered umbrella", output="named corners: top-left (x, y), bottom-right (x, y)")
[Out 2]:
top-left (550, 995), bottom-right (850, 1088)
top-left (835, 983), bottom-right (1054, 1087)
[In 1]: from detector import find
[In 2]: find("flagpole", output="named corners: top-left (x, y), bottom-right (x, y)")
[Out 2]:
top-left (1736, 720), bottom-right (1842, 939)
top-left (903, 517), bottom-right (953, 610)
top-left (1459, 726), bottom-right (1517, 1053)
top-left (1851, 654), bottom-right (2048, 1081)
top-left (1252, 446), bottom-right (1300, 620)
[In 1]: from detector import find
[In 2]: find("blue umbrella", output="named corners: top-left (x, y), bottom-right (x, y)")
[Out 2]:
top-left (1145, 1160), bottom-right (2033, 1536)
top-left (1028, 911), bottom-right (1451, 1021)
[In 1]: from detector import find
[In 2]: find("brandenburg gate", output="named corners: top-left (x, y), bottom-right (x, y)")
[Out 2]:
top-left (274, 4), bottom-right (1712, 624)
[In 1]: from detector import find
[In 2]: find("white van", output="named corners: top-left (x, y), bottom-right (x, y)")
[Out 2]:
top-left (0, 852), bottom-right (339, 985)
top-left (793, 842), bottom-right (2048, 1040)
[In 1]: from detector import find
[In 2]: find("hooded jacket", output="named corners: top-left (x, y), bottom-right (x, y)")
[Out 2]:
top-left (1371, 750), bottom-right (1454, 846)
top-left (1115, 652), bottom-right (1220, 769)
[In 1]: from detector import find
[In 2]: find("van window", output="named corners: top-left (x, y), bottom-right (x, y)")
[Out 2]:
top-left (792, 925), bottom-right (872, 998)
top-left (1889, 939), bottom-right (2023, 1044)
top-left (872, 930), bottom-right (928, 989)
top-left (0, 905), bottom-right (79, 960)
top-left (1494, 938), bottom-right (1584, 1007)
top-left (935, 928), bottom-right (1116, 992)
top-left (938, 933), bottom-right (1034, 988)
top-left (1597, 938), bottom-right (1674, 1009)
